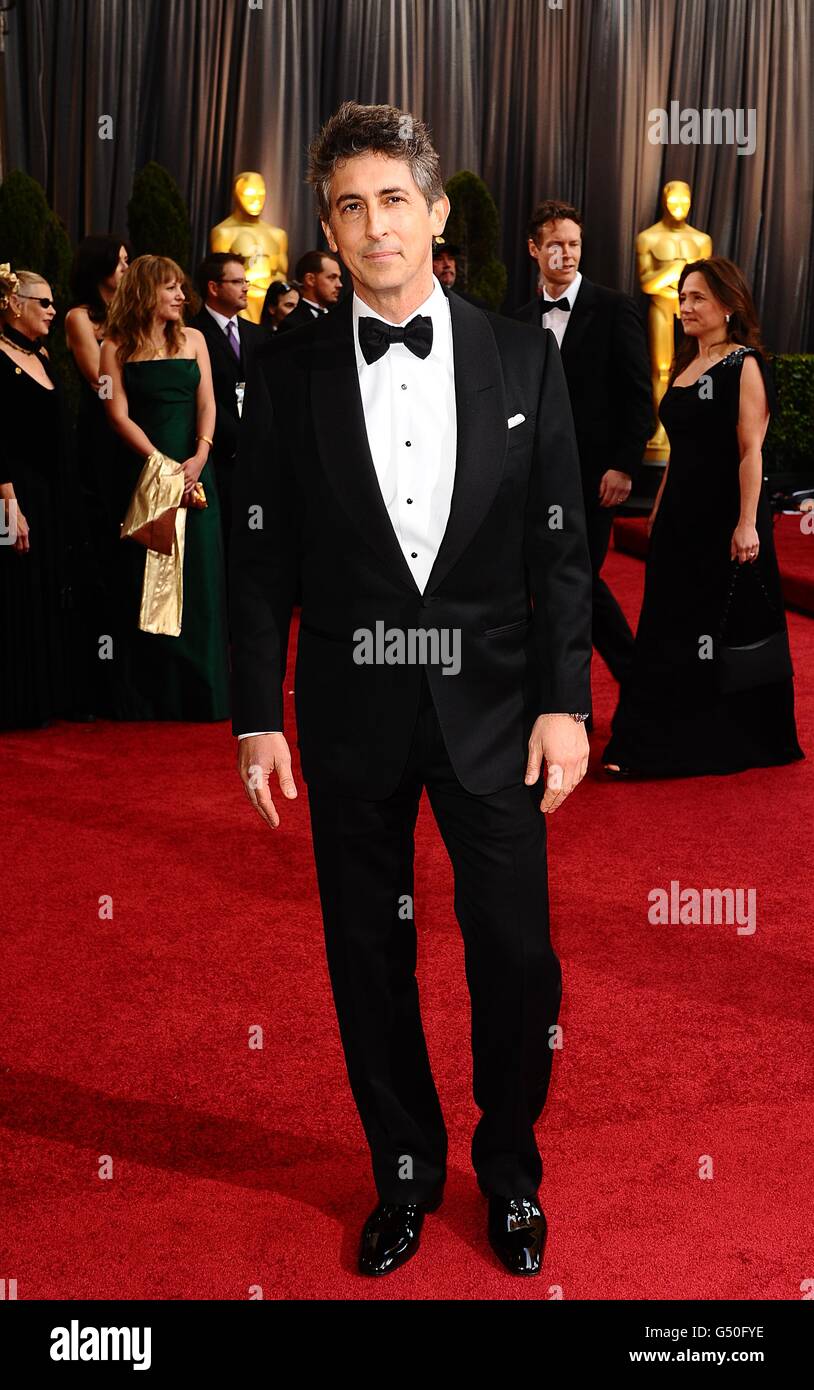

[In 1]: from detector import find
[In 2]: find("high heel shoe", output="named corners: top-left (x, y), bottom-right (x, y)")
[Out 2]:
top-left (603, 763), bottom-right (633, 778)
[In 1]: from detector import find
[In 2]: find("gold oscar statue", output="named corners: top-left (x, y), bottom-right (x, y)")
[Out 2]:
top-left (636, 181), bottom-right (712, 458)
top-left (210, 172), bottom-right (289, 324)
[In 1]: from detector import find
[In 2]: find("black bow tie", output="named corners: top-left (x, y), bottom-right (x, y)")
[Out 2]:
top-left (540, 297), bottom-right (571, 314)
top-left (358, 314), bottom-right (433, 365)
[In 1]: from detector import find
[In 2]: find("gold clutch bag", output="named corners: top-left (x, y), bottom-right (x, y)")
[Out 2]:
top-left (120, 449), bottom-right (204, 637)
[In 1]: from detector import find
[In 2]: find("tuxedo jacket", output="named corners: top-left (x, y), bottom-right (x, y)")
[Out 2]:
top-left (277, 298), bottom-right (329, 334)
top-left (230, 291), bottom-right (593, 798)
top-left (443, 283), bottom-right (491, 312)
top-left (188, 308), bottom-right (268, 468)
top-left (513, 277), bottom-right (653, 491)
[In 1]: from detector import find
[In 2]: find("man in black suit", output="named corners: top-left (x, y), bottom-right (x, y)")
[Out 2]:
top-left (277, 250), bottom-right (343, 332)
top-left (514, 202), bottom-right (653, 687)
top-left (189, 253), bottom-right (268, 565)
top-left (230, 102), bottom-right (593, 1278)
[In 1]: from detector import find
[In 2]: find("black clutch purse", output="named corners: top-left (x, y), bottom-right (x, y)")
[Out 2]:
top-left (715, 560), bottom-right (793, 694)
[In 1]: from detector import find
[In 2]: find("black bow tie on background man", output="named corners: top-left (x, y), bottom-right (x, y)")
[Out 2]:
top-left (358, 313), bottom-right (433, 365)
top-left (540, 297), bottom-right (571, 313)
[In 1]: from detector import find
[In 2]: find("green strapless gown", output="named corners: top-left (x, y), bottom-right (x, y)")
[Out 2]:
top-left (111, 358), bottom-right (230, 720)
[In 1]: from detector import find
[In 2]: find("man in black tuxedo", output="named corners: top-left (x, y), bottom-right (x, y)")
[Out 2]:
top-left (189, 253), bottom-right (268, 565)
top-left (514, 202), bottom-right (653, 687)
top-left (230, 102), bottom-right (593, 1278)
top-left (277, 249), bottom-right (343, 332)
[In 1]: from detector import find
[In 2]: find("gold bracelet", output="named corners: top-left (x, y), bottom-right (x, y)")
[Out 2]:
top-left (197, 434), bottom-right (213, 448)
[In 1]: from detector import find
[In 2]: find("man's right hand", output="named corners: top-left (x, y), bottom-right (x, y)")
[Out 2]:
top-left (237, 733), bottom-right (297, 829)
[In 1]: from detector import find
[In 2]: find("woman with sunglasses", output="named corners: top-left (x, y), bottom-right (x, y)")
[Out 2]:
top-left (0, 266), bottom-right (77, 728)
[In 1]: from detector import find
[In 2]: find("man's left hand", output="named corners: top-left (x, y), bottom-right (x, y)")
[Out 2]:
top-left (598, 468), bottom-right (632, 507)
top-left (525, 714), bottom-right (590, 815)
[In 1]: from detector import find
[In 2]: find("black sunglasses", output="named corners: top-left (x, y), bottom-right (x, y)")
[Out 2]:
top-left (18, 294), bottom-right (56, 309)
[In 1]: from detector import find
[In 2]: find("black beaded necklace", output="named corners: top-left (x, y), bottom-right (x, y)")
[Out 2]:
top-left (1, 322), bottom-right (45, 355)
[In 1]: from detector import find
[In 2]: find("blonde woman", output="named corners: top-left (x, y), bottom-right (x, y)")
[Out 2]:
top-left (100, 254), bottom-right (229, 720)
top-left (0, 265), bottom-right (71, 728)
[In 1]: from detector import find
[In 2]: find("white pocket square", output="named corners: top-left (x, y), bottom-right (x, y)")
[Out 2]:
top-left (507, 413), bottom-right (525, 429)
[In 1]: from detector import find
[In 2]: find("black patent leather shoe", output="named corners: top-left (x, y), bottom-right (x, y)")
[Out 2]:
top-left (481, 1186), bottom-right (547, 1276)
top-left (357, 1187), bottom-right (443, 1276)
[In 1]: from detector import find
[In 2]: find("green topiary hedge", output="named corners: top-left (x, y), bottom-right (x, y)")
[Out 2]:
top-left (764, 354), bottom-right (814, 473)
top-left (0, 169), bottom-right (76, 411)
top-left (442, 170), bottom-right (507, 312)
top-left (128, 161), bottom-right (191, 271)
top-left (0, 169), bottom-right (51, 267)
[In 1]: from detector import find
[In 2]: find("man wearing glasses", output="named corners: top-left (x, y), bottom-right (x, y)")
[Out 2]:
top-left (190, 253), bottom-right (268, 567)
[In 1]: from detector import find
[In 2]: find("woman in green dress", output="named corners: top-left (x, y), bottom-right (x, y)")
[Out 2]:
top-left (100, 254), bottom-right (230, 720)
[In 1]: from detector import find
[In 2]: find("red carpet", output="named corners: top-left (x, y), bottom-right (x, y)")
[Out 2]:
top-left (1, 550), bottom-right (812, 1300)
top-left (614, 512), bottom-right (814, 615)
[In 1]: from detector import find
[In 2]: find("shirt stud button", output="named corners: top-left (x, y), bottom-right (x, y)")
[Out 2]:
top-left (405, 440), bottom-right (411, 447)
top-left (410, 552), bottom-right (418, 558)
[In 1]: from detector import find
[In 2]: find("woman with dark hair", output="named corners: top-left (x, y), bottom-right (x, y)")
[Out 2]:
top-left (65, 236), bottom-right (130, 471)
top-left (67, 236), bottom-right (130, 329)
top-left (603, 256), bottom-right (803, 777)
top-left (99, 254), bottom-right (229, 720)
top-left (260, 279), bottom-right (300, 332)
top-left (65, 235), bottom-right (130, 714)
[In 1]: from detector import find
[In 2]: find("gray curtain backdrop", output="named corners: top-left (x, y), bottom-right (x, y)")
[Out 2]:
top-left (5, 0), bottom-right (813, 350)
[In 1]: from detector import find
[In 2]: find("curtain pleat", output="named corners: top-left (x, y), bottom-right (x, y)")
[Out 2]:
top-left (4, 0), bottom-right (812, 350)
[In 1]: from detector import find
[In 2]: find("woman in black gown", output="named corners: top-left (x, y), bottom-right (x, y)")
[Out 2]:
top-left (65, 235), bottom-right (130, 547)
top-left (65, 235), bottom-right (131, 717)
top-left (603, 257), bottom-right (803, 778)
top-left (0, 267), bottom-right (72, 728)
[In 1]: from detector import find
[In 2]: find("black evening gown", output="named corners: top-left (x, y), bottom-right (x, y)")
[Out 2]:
top-left (73, 353), bottom-right (124, 717)
top-left (0, 350), bottom-right (71, 727)
top-left (602, 347), bottom-right (803, 776)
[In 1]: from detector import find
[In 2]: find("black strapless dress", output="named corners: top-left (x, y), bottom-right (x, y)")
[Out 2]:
top-left (602, 347), bottom-right (803, 776)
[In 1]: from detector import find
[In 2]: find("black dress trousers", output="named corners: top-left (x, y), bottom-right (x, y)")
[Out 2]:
top-left (305, 668), bottom-right (563, 1202)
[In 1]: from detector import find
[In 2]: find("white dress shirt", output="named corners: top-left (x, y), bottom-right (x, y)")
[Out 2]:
top-left (539, 269), bottom-right (582, 348)
top-left (301, 298), bottom-right (328, 316)
top-left (239, 274), bottom-right (457, 739)
top-left (353, 273), bottom-right (456, 595)
top-left (205, 303), bottom-right (241, 336)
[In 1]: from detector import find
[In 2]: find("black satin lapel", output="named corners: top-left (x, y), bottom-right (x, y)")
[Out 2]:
top-left (514, 297), bottom-right (541, 326)
top-left (310, 296), bottom-right (422, 595)
top-left (558, 279), bottom-right (596, 371)
top-left (203, 316), bottom-right (240, 377)
top-left (424, 294), bottom-right (508, 595)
